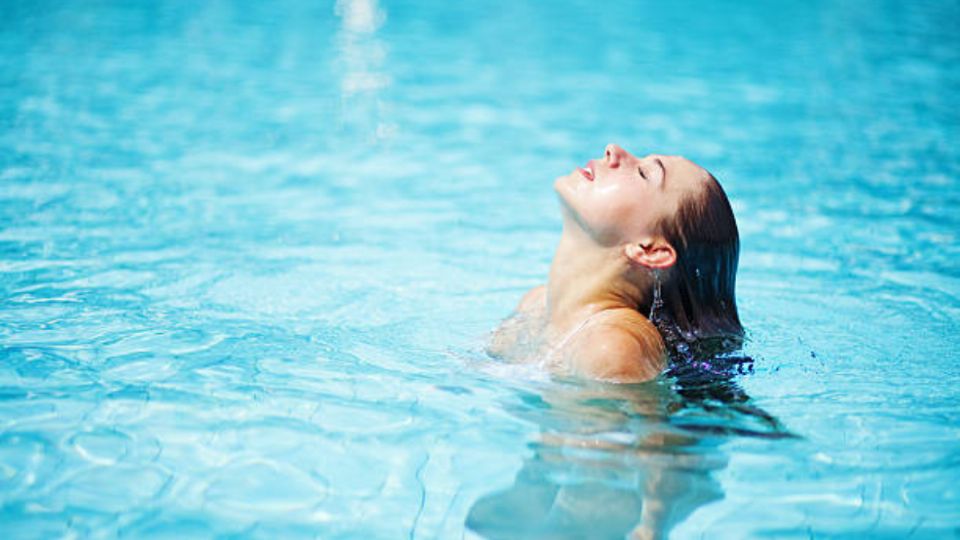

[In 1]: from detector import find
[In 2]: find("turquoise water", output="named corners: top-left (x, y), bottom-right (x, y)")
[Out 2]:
top-left (2, 0), bottom-right (959, 537)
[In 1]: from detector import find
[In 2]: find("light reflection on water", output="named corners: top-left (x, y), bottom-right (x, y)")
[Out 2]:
top-left (1, 0), bottom-right (959, 537)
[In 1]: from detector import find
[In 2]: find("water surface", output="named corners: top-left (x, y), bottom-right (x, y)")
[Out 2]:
top-left (2, 0), bottom-right (959, 537)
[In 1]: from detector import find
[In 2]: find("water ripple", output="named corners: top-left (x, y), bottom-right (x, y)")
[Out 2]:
top-left (1, 0), bottom-right (958, 537)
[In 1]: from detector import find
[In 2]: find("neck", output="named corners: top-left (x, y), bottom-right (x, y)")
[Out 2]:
top-left (546, 216), bottom-right (649, 330)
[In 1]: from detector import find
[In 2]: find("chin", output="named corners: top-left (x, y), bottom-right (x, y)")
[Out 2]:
top-left (554, 181), bottom-right (582, 222)
top-left (553, 175), bottom-right (575, 207)
top-left (552, 172), bottom-right (568, 190)
top-left (553, 170), bottom-right (580, 196)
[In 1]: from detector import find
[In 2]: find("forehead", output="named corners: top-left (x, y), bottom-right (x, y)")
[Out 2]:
top-left (652, 154), bottom-right (710, 193)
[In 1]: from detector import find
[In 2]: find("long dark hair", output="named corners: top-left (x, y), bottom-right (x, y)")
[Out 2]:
top-left (647, 173), bottom-right (743, 362)
top-left (640, 174), bottom-right (793, 438)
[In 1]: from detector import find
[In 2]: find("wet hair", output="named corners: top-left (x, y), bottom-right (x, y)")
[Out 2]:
top-left (648, 172), bottom-right (744, 362)
top-left (641, 175), bottom-right (794, 438)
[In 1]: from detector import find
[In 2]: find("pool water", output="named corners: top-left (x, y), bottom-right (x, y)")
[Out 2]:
top-left (2, 0), bottom-right (959, 537)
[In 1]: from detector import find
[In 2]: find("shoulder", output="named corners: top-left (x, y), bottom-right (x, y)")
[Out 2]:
top-left (564, 309), bottom-right (666, 383)
top-left (516, 285), bottom-right (546, 314)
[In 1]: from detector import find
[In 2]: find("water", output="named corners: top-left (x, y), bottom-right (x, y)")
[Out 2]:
top-left (2, 0), bottom-right (959, 537)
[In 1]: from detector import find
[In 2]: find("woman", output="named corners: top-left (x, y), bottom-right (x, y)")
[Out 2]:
top-left (487, 144), bottom-right (743, 383)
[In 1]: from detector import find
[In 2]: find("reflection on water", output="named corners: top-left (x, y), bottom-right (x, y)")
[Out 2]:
top-left (467, 358), bottom-right (793, 539)
top-left (334, 0), bottom-right (394, 141)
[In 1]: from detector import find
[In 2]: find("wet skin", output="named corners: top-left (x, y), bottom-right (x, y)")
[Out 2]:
top-left (488, 144), bottom-right (714, 383)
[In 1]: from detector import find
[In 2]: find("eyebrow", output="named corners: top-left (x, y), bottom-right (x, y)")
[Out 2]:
top-left (655, 158), bottom-right (667, 188)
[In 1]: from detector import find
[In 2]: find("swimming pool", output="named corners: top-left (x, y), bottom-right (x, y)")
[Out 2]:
top-left (2, 0), bottom-right (958, 537)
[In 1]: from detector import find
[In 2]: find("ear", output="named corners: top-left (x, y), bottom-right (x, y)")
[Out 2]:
top-left (624, 238), bottom-right (677, 269)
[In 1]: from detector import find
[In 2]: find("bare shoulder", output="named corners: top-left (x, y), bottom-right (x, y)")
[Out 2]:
top-left (516, 285), bottom-right (546, 315)
top-left (564, 309), bottom-right (666, 383)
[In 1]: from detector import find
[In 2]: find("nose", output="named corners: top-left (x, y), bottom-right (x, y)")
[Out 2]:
top-left (605, 144), bottom-right (628, 168)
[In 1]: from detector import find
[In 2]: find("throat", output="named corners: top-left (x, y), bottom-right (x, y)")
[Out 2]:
top-left (545, 233), bottom-right (640, 331)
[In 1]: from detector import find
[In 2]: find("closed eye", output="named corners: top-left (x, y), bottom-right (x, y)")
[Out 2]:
top-left (638, 167), bottom-right (648, 180)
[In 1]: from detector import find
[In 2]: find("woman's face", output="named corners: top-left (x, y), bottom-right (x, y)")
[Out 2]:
top-left (554, 144), bottom-right (710, 246)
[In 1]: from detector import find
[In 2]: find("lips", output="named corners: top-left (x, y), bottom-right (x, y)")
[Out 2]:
top-left (578, 163), bottom-right (594, 181)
